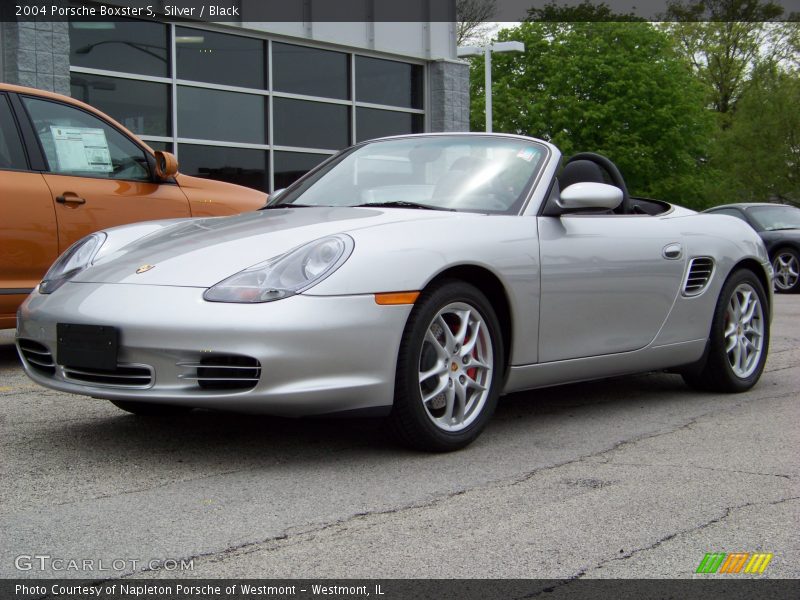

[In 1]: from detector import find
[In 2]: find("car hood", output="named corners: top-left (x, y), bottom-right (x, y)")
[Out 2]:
top-left (75, 206), bottom-right (452, 287)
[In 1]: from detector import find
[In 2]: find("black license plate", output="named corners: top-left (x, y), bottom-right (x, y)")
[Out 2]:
top-left (57, 324), bottom-right (119, 371)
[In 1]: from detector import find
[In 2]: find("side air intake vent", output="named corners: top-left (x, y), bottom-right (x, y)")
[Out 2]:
top-left (18, 339), bottom-right (56, 375)
top-left (683, 257), bottom-right (714, 296)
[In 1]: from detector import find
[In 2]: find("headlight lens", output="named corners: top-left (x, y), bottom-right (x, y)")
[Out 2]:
top-left (39, 232), bottom-right (106, 294)
top-left (203, 234), bottom-right (354, 303)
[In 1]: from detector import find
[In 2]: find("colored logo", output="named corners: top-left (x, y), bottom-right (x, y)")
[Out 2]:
top-left (696, 552), bottom-right (773, 574)
top-left (135, 264), bottom-right (155, 274)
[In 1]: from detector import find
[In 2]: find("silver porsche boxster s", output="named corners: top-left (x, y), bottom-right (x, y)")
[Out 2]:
top-left (16, 134), bottom-right (773, 451)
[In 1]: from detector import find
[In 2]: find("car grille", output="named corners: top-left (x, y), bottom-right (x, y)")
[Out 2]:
top-left (683, 257), bottom-right (714, 296)
top-left (62, 364), bottom-right (154, 388)
top-left (177, 354), bottom-right (261, 391)
top-left (17, 339), bottom-right (56, 375)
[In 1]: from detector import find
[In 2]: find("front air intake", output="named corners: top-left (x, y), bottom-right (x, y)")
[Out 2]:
top-left (178, 354), bottom-right (261, 391)
top-left (63, 364), bottom-right (153, 388)
top-left (18, 339), bottom-right (56, 375)
top-left (683, 257), bottom-right (714, 296)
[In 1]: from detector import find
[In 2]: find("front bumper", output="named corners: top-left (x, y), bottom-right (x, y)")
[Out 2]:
top-left (16, 283), bottom-right (412, 416)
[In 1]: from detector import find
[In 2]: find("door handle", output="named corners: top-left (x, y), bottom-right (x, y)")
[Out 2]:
top-left (56, 193), bottom-right (86, 205)
top-left (662, 243), bottom-right (682, 260)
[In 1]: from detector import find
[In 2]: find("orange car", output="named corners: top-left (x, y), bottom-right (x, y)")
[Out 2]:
top-left (0, 83), bottom-right (267, 329)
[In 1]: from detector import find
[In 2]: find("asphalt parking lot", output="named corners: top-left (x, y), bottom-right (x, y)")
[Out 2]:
top-left (0, 296), bottom-right (797, 580)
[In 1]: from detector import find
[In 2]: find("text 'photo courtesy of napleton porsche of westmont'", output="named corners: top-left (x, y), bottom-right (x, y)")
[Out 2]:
top-left (1, 0), bottom-right (798, 598)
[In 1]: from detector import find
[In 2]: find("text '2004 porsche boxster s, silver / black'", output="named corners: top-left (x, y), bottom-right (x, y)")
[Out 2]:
top-left (16, 134), bottom-right (773, 451)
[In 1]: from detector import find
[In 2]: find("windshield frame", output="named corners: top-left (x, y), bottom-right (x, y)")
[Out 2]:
top-left (267, 134), bottom-right (551, 216)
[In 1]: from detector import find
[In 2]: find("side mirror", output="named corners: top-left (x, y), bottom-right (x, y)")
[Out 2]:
top-left (154, 151), bottom-right (179, 180)
top-left (559, 182), bottom-right (622, 210)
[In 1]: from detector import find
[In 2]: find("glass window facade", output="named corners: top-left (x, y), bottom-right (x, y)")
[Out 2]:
top-left (70, 74), bottom-right (170, 137)
top-left (69, 20), bottom-right (168, 78)
top-left (177, 87), bottom-right (266, 144)
top-left (274, 151), bottom-right (328, 190)
top-left (272, 43), bottom-right (349, 100)
top-left (68, 21), bottom-right (426, 192)
top-left (356, 108), bottom-right (424, 142)
top-left (273, 98), bottom-right (349, 149)
top-left (176, 27), bottom-right (266, 89)
top-left (179, 144), bottom-right (268, 192)
top-left (355, 56), bottom-right (423, 109)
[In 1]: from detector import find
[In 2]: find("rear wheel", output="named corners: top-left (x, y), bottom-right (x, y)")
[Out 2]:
top-left (682, 269), bottom-right (769, 392)
top-left (389, 280), bottom-right (504, 452)
top-left (772, 247), bottom-right (800, 293)
top-left (109, 400), bottom-right (192, 416)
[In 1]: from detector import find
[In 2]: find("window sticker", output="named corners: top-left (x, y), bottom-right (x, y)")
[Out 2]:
top-left (516, 147), bottom-right (538, 162)
top-left (50, 126), bottom-right (113, 173)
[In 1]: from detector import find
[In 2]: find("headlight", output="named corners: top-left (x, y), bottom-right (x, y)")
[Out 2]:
top-left (39, 232), bottom-right (106, 294)
top-left (203, 234), bottom-right (354, 303)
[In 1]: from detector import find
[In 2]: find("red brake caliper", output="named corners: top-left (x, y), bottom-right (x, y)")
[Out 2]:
top-left (466, 326), bottom-right (478, 380)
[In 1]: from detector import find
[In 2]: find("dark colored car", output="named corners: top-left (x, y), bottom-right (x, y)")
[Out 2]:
top-left (704, 203), bottom-right (800, 293)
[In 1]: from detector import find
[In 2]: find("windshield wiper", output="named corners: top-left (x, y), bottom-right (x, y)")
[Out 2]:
top-left (259, 203), bottom-right (317, 210)
top-left (353, 201), bottom-right (455, 211)
top-left (766, 226), bottom-right (799, 231)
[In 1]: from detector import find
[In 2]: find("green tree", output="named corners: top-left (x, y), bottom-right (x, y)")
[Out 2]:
top-left (663, 0), bottom-right (790, 118)
top-left (470, 21), bottom-right (714, 205)
top-left (710, 66), bottom-right (800, 203)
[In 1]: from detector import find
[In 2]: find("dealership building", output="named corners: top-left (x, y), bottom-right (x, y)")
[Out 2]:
top-left (0, 4), bottom-right (469, 192)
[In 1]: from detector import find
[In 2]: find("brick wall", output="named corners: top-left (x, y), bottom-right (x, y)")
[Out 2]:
top-left (2, 20), bottom-right (70, 94)
top-left (429, 59), bottom-right (470, 132)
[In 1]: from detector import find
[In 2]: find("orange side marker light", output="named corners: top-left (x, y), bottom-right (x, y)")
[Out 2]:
top-left (374, 291), bottom-right (421, 305)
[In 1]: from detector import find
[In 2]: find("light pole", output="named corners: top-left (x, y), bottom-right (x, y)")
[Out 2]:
top-left (457, 41), bottom-right (525, 133)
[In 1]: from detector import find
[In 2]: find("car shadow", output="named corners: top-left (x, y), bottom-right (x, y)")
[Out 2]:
top-left (1, 319), bottom-right (699, 468)
top-left (37, 371), bottom-right (691, 470)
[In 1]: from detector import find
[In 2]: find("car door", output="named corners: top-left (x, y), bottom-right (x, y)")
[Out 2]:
top-left (0, 93), bottom-right (58, 328)
top-left (19, 94), bottom-right (191, 252)
top-left (537, 214), bottom-right (686, 362)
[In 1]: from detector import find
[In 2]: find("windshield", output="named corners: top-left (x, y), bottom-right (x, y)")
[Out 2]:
top-left (748, 206), bottom-right (800, 231)
top-left (272, 136), bottom-right (547, 214)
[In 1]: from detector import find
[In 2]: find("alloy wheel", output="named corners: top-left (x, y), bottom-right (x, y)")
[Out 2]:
top-left (724, 283), bottom-right (765, 378)
top-left (418, 302), bottom-right (494, 432)
top-left (772, 252), bottom-right (799, 291)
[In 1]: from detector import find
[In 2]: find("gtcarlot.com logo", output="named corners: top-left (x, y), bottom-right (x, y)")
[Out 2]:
top-left (696, 552), bottom-right (773, 574)
top-left (14, 555), bottom-right (194, 572)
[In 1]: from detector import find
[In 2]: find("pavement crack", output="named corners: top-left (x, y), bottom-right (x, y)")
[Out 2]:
top-left (765, 364), bottom-right (800, 373)
top-left (598, 461), bottom-right (792, 480)
top-left (103, 400), bottom-right (795, 578)
top-left (570, 495), bottom-right (800, 579)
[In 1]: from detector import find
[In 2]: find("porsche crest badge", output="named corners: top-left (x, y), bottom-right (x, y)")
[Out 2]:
top-left (136, 264), bottom-right (155, 274)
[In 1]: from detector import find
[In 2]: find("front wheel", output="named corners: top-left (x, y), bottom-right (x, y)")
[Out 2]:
top-left (683, 269), bottom-right (769, 392)
top-left (389, 280), bottom-right (504, 452)
top-left (772, 247), bottom-right (800, 293)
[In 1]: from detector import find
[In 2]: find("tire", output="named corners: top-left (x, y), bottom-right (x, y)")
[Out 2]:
top-left (109, 400), bottom-right (192, 416)
top-left (771, 247), bottom-right (800, 293)
top-left (388, 280), bottom-right (504, 452)
top-left (682, 269), bottom-right (769, 393)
